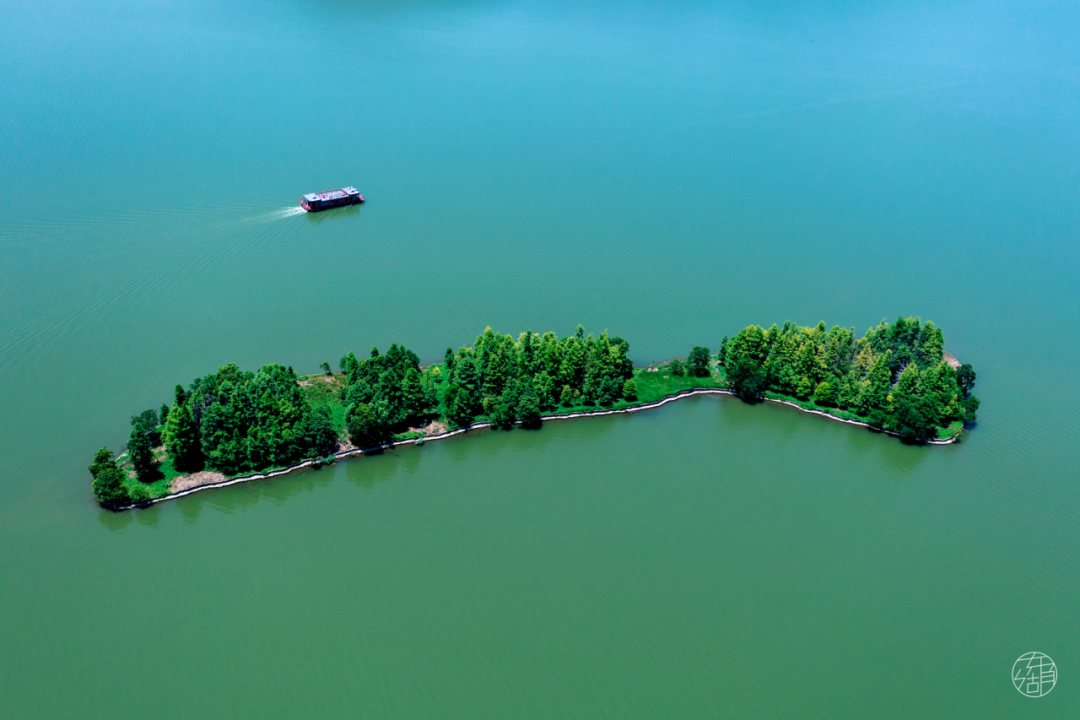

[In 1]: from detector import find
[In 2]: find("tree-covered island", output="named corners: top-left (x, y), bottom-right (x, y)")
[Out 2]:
top-left (90, 317), bottom-right (979, 508)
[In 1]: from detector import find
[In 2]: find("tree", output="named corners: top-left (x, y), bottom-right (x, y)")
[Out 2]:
top-left (128, 425), bottom-right (156, 482)
top-left (451, 356), bottom-right (481, 419)
top-left (960, 395), bottom-right (980, 423)
top-left (93, 466), bottom-right (130, 507)
top-left (622, 378), bottom-right (638, 400)
top-left (444, 385), bottom-right (473, 428)
top-left (347, 402), bottom-right (391, 449)
top-left (130, 408), bottom-right (158, 434)
top-left (725, 326), bottom-right (768, 398)
top-left (174, 384), bottom-right (187, 407)
top-left (164, 402), bottom-right (203, 472)
top-left (669, 359), bottom-right (686, 376)
top-left (688, 346), bottom-right (711, 377)
top-left (320, 362), bottom-right (332, 375)
top-left (402, 368), bottom-right (427, 424)
top-left (444, 348), bottom-right (455, 372)
top-left (534, 373), bottom-right (556, 408)
top-left (956, 364), bottom-right (976, 398)
top-left (89, 448), bottom-right (117, 479)
top-left (516, 382), bottom-right (541, 427)
top-left (160, 403), bottom-right (170, 427)
top-left (560, 385), bottom-right (575, 407)
top-left (888, 395), bottom-right (937, 442)
top-left (129, 484), bottom-right (150, 506)
top-left (718, 337), bottom-right (729, 366)
top-left (89, 449), bottom-right (130, 507)
top-left (813, 381), bottom-right (834, 407)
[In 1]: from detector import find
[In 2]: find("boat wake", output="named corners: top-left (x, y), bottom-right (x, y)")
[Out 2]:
top-left (269, 206), bottom-right (306, 220)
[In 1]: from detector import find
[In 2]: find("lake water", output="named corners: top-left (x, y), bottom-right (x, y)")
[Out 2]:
top-left (2, 0), bottom-right (1078, 717)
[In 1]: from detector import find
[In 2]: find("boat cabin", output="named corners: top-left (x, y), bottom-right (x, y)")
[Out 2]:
top-left (300, 186), bottom-right (365, 212)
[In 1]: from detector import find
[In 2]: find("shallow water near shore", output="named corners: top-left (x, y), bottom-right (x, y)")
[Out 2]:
top-left (2, 0), bottom-right (1079, 717)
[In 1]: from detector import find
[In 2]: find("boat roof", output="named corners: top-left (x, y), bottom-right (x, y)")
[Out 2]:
top-left (303, 187), bottom-right (359, 201)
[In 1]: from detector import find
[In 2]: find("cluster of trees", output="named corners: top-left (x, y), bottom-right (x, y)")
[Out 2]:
top-left (438, 326), bottom-right (635, 429)
top-left (339, 344), bottom-right (437, 448)
top-left (160, 363), bottom-right (339, 476)
top-left (334, 326), bottom-right (636, 450)
top-left (722, 317), bottom-right (979, 441)
top-left (90, 318), bottom-right (980, 506)
top-left (94, 362), bottom-right (341, 505)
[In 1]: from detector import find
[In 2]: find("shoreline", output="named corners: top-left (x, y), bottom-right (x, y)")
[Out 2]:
top-left (109, 387), bottom-right (960, 511)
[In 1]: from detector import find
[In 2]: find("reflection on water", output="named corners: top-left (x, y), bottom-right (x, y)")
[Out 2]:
top-left (302, 203), bottom-right (364, 224)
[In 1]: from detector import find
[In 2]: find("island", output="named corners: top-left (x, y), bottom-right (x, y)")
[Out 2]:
top-left (89, 317), bottom-right (980, 509)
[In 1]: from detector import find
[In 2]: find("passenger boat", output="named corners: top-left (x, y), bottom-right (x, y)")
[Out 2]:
top-left (299, 187), bottom-right (365, 212)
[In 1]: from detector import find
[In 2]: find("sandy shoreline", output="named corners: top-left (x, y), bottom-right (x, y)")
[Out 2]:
top-left (109, 387), bottom-right (960, 511)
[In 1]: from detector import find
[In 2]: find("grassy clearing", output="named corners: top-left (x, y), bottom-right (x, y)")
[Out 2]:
top-left (298, 372), bottom-right (349, 431)
top-left (631, 364), bottom-right (726, 404)
top-left (119, 451), bottom-right (182, 500)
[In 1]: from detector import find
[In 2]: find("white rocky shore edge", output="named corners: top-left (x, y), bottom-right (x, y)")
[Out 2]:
top-left (110, 387), bottom-right (960, 511)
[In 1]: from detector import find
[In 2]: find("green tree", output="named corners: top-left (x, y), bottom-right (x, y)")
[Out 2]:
top-left (129, 484), bottom-right (150, 505)
top-left (451, 356), bottom-right (481, 419)
top-left (444, 348), bottom-right (455, 372)
top-left (127, 425), bottom-right (156, 482)
top-left (89, 449), bottom-right (130, 507)
top-left (956, 364), bottom-right (976, 398)
top-left (534, 373), bottom-right (556, 408)
top-left (888, 395), bottom-right (937, 442)
top-left (444, 385), bottom-right (472, 427)
top-left (718, 337), bottom-right (729, 366)
top-left (92, 466), bottom-right (130, 508)
top-left (320, 362), bottom-right (332, 375)
top-left (560, 385), bottom-right (575, 407)
top-left (402, 368), bottom-right (427, 424)
top-left (515, 382), bottom-right (541, 427)
top-left (346, 402), bottom-right (391, 449)
top-left (688, 347), bottom-right (711, 377)
top-left (960, 395), bottom-right (980, 423)
top-left (669, 359), bottom-right (686, 377)
top-left (622, 378), bottom-right (638, 400)
top-left (857, 353), bottom-right (892, 425)
top-left (725, 326), bottom-right (768, 398)
top-left (130, 408), bottom-right (159, 434)
top-left (160, 404), bottom-right (170, 427)
top-left (163, 402), bottom-right (203, 472)
top-left (813, 381), bottom-right (834, 407)
top-left (174, 384), bottom-right (187, 407)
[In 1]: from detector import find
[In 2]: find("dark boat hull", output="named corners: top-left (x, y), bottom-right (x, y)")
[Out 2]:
top-left (300, 195), bottom-right (365, 212)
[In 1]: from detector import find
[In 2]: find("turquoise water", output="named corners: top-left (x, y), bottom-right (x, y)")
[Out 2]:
top-left (2, 0), bottom-right (1079, 717)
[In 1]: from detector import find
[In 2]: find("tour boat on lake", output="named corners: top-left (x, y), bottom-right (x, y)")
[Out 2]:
top-left (299, 187), bottom-right (365, 212)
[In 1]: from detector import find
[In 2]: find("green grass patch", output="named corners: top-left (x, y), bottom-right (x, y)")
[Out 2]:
top-left (119, 454), bottom-right (183, 501)
top-left (631, 366), bottom-right (726, 404)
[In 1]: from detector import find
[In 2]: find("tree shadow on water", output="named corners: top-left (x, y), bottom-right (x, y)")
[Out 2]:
top-left (171, 463), bottom-right (338, 524)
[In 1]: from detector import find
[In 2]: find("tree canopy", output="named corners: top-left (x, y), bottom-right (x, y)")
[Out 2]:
top-left (722, 317), bottom-right (977, 441)
top-left (90, 318), bottom-right (978, 507)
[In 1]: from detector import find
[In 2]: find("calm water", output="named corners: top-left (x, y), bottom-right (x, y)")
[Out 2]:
top-left (2, 0), bottom-right (1079, 717)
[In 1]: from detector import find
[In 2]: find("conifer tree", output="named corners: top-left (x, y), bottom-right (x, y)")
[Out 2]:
top-left (346, 402), bottom-right (390, 448)
top-left (164, 402), bottom-right (204, 472)
top-left (725, 326), bottom-right (768, 398)
top-left (622, 378), bottom-right (638, 400)
top-left (688, 346), bottom-right (711, 377)
top-left (128, 424), bottom-right (156, 482)
top-left (515, 381), bottom-right (541, 427)
top-left (89, 449), bottom-right (130, 507)
top-left (402, 368), bottom-right (427, 424)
